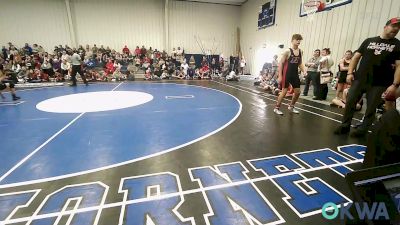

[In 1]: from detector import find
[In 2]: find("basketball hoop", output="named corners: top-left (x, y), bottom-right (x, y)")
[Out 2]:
top-left (302, 0), bottom-right (325, 22)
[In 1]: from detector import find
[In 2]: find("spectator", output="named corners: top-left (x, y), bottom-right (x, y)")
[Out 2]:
top-left (24, 43), bottom-right (32, 55)
top-left (239, 56), bottom-right (246, 75)
top-left (105, 59), bottom-right (115, 75)
top-left (11, 61), bottom-right (21, 73)
top-left (122, 45), bottom-right (130, 55)
top-left (88, 44), bottom-right (96, 54)
top-left (32, 44), bottom-right (39, 54)
top-left (318, 48), bottom-right (334, 100)
top-left (336, 50), bottom-right (353, 99)
top-left (181, 61), bottom-right (189, 78)
top-left (304, 49), bottom-right (321, 97)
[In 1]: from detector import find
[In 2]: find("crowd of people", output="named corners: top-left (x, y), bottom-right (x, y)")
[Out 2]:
top-left (255, 45), bottom-right (372, 114)
top-left (0, 42), bottom-right (246, 86)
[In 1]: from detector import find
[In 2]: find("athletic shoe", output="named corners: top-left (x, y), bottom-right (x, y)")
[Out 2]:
top-left (274, 108), bottom-right (284, 115)
top-left (288, 106), bottom-right (299, 114)
top-left (333, 125), bottom-right (350, 135)
top-left (12, 96), bottom-right (21, 101)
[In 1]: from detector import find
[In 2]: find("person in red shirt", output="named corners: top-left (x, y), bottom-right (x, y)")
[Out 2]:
top-left (134, 46), bottom-right (141, 57)
top-left (105, 59), bottom-right (115, 75)
top-left (122, 45), bottom-right (130, 55)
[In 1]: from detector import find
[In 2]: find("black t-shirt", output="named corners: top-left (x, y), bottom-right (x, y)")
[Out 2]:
top-left (355, 36), bottom-right (400, 86)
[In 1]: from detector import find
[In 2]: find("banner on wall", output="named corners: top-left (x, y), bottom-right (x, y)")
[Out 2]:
top-left (258, 0), bottom-right (277, 30)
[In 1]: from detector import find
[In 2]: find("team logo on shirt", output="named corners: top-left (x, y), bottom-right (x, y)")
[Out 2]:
top-left (367, 42), bottom-right (396, 55)
top-left (290, 56), bottom-right (300, 63)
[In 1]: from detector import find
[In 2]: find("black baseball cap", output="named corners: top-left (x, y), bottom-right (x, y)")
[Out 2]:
top-left (386, 17), bottom-right (400, 26)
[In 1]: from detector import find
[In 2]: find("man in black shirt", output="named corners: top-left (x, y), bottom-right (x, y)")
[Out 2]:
top-left (334, 17), bottom-right (400, 137)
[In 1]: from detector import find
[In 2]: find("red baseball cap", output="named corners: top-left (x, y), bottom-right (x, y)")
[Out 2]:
top-left (386, 17), bottom-right (400, 26)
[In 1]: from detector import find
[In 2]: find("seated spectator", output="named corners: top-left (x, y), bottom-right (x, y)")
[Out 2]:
top-left (52, 56), bottom-right (61, 73)
top-left (11, 61), bottom-right (21, 73)
top-left (134, 56), bottom-right (141, 68)
top-left (112, 68), bottom-right (125, 81)
top-left (40, 60), bottom-right (53, 80)
top-left (61, 59), bottom-right (70, 80)
top-left (226, 70), bottom-right (239, 81)
top-left (331, 86), bottom-right (363, 110)
top-left (127, 63), bottom-right (136, 80)
top-left (154, 67), bottom-right (162, 79)
top-left (177, 68), bottom-right (185, 79)
top-left (161, 70), bottom-right (169, 79)
top-left (200, 64), bottom-right (210, 79)
top-left (181, 61), bottom-right (189, 78)
top-left (105, 59), bottom-right (115, 74)
top-left (144, 67), bottom-right (152, 80)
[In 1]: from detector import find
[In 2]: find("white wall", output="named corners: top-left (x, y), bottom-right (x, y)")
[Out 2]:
top-left (169, 0), bottom-right (240, 55)
top-left (240, 0), bottom-right (400, 75)
top-left (70, 0), bottom-right (165, 52)
top-left (0, 0), bottom-right (71, 51)
top-left (0, 0), bottom-right (239, 55)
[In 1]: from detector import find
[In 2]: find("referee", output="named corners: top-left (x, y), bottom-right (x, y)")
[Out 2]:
top-left (70, 50), bottom-right (88, 86)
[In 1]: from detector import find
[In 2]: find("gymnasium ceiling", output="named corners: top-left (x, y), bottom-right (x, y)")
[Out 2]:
top-left (180, 0), bottom-right (247, 6)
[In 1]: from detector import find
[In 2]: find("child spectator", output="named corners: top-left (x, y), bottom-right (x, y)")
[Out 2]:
top-left (105, 59), bottom-right (115, 75)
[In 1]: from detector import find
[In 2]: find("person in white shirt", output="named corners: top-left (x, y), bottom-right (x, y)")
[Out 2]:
top-left (181, 61), bottom-right (189, 78)
top-left (11, 61), bottom-right (21, 73)
top-left (61, 51), bottom-right (70, 62)
top-left (317, 48), bottom-right (334, 100)
top-left (239, 56), bottom-right (246, 75)
top-left (226, 70), bottom-right (239, 81)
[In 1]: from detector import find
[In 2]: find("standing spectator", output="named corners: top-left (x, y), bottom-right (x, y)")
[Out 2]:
top-left (211, 58), bottom-right (217, 75)
top-left (181, 61), bottom-right (189, 78)
top-left (134, 46), bottom-right (141, 57)
top-left (32, 44), bottom-right (39, 54)
top-left (189, 56), bottom-right (196, 69)
top-left (239, 56), bottom-right (246, 75)
top-left (334, 18), bottom-right (400, 137)
top-left (336, 50), bottom-right (353, 99)
top-left (317, 48), bottom-right (334, 100)
top-left (24, 43), bottom-right (32, 55)
top-left (9, 46), bottom-right (18, 61)
top-left (147, 47), bottom-right (154, 58)
top-left (140, 46), bottom-right (147, 58)
top-left (303, 49), bottom-right (321, 97)
top-left (271, 55), bottom-right (278, 78)
top-left (2, 46), bottom-right (8, 59)
top-left (92, 44), bottom-right (98, 54)
top-left (122, 45), bottom-right (130, 55)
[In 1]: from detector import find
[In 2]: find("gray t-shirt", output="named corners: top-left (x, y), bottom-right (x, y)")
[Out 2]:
top-left (306, 56), bottom-right (320, 72)
top-left (71, 53), bottom-right (81, 66)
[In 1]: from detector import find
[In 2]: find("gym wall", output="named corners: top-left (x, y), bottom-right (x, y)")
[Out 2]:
top-left (240, 0), bottom-right (400, 75)
top-left (0, 0), bottom-right (239, 56)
